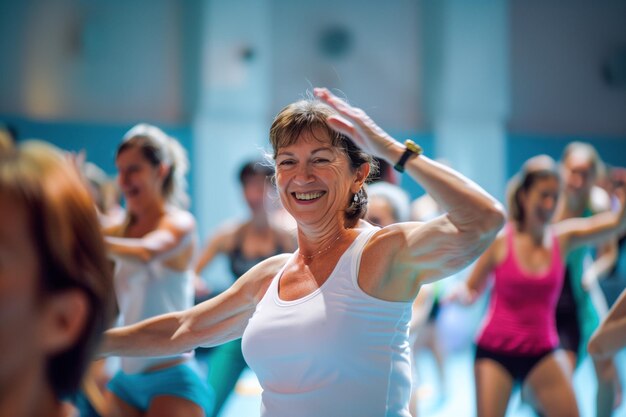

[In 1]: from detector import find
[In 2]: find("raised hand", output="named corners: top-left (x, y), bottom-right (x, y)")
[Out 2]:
top-left (314, 87), bottom-right (398, 162)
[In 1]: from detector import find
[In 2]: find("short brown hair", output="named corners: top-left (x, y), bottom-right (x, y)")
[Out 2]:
top-left (0, 141), bottom-right (115, 398)
top-left (269, 99), bottom-right (379, 223)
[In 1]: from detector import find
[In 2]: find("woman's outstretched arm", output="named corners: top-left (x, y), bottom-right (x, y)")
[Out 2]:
top-left (100, 254), bottom-right (290, 357)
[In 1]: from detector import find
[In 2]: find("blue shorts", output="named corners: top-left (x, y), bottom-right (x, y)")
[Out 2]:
top-left (108, 362), bottom-right (214, 414)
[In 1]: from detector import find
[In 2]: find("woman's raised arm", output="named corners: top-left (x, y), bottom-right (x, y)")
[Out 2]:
top-left (315, 88), bottom-right (505, 286)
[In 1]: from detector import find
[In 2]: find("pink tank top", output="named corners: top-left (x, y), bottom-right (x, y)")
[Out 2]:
top-left (476, 223), bottom-right (565, 355)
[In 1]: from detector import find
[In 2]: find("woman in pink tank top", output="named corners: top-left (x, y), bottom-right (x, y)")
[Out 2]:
top-left (447, 155), bottom-right (626, 417)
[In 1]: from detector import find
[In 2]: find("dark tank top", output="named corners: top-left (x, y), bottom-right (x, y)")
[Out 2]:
top-left (228, 225), bottom-right (285, 278)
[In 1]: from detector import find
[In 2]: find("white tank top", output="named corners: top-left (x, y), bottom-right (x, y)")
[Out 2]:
top-left (242, 227), bottom-right (413, 417)
top-left (114, 258), bottom-right (194, 373)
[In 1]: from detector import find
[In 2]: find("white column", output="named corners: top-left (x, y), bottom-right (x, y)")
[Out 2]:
top-left (423, 0), bottom-right (509, 200)
top-left (193, 0), bottom-right (272, 237)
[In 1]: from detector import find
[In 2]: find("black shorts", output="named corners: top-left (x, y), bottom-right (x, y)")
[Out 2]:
top-left (556, 310), bottom-right (580, 354)
top-left (555, 266), bottom-right (581, 354)
top-left (475, 345), bottom-right (556, 383)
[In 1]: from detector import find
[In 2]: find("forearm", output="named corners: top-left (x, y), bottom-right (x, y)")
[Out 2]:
top-left (106, 236), bottom-right (152, 263)
top-left (105, 229), bottom-right (187, 263)
top-left (101, 312), bottom-right (190, 358)
top-left (381, 142), bottom-right (505, 234)
top-left (568, 207), bottom-right (626, 251)
top-left (194, 246), bottom-right (218, 275)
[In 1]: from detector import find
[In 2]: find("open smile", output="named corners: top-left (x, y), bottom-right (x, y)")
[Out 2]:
top-left (292, 191), bottom-right (326, 202)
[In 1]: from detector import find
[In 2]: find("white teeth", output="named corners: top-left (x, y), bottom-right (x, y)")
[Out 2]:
top-left (294, 192), bottom-right (324, 201)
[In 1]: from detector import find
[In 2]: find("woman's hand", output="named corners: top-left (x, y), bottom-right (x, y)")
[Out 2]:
top-left (314, 87), bottom-right (400, 162)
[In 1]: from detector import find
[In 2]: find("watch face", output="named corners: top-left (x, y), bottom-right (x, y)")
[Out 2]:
top-left (404, 140), bottom-right (422, 155)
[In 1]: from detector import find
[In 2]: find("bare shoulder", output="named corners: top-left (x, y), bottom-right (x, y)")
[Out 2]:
top-left (367, 222), bottom-right (412, 247)
top-left (362, 221), bottom-right (425, 262)
top-left (590, 185), bottom-right (611, 213)
top-left (162, 207), bottom-right (196, 234)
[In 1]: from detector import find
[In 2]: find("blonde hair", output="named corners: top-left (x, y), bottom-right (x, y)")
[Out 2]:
top-left (561, 141), bottom-right (604, 179)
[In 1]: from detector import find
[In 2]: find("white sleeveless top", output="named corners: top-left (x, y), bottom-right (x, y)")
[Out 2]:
top-left (241, 227), bottom-right (413, 417)
top-left (114, 258), bottom-right (194, 373)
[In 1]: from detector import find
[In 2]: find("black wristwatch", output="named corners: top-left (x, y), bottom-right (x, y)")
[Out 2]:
top-left (393, 139), bottom-right (423, 173)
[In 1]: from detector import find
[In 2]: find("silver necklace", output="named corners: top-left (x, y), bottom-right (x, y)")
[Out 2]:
top-left (298, 233), bottom-right (343, 261)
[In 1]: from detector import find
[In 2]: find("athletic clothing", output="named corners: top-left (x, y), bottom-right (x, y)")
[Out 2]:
top-left (477, 223), bottom-right (565, 355)
top-left (205, 339), bottom-right (248, 417)
top-left (555, 268), bottom-right (581, 352)
top-left (555, 207), bottom-right (601, 361)
top-left (113, 258), bottom-right (195, 373)
top-left (242, 227), bottom-right (413, 417)
top-left (474, 346), bottom-right (556, 383)
top-left (107, 362), bottom-right (214, 414)
top-left (110, 243), bottom-right (212, 413)
top-left (228, 225), bottom-right (286, 278)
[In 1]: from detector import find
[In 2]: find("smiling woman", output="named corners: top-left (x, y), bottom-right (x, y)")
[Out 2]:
top-left (273, 131), bottom-right (371, 234)
top-left (103, 124), bottom-right (213, 417)
top-left (446, 154), bottom-right (626, 417)
top-left (270, 99), bottom-right (377, 233)
top-left (100, 88), bottom-right (506, 417)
